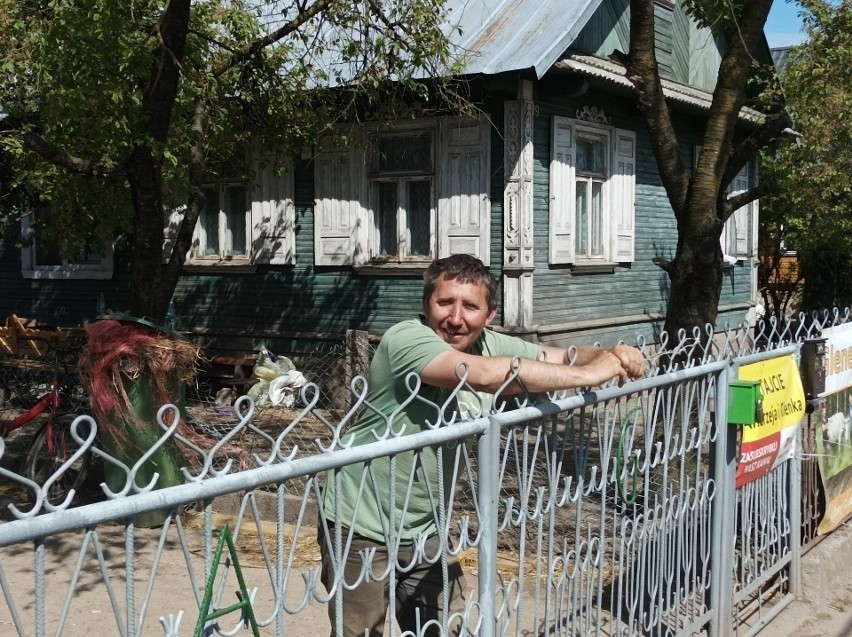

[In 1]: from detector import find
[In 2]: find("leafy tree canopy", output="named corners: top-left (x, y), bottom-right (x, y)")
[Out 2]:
top-left (682, 0), bottom-right (747, 32)
top-left (0, 0), bottom-right (458, 320)
top-left (759, 0), bottom-right (852, 313)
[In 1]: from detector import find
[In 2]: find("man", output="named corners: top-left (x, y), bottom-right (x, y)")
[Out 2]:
top-left (319, 254), bottom-right (644, 637)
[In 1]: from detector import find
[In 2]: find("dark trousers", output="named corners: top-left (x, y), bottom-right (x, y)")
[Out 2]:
top-left (318, 524), bottom-right (467, 637)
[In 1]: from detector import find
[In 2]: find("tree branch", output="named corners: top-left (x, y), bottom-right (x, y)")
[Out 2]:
top-left (626, 1), bottom-right (689, 217)
top-left (700, 0), bottom-right (773, 185)
top-left (723, 110), bottom-right (794, 186)
top-left (652, 256), bottom-right (672, 272)
top-left (1, 130), bottom-right (126, 176)
top-left (213, 0), bottom-right (336, 78)
top-left (366, 0), bottom-right (405, 32)
top-left (727, 183), bottom-right (773, 216)
top-left (161, 84), bottom-right (208, 307)
top-left (141, 0), bottom-right (192, 143)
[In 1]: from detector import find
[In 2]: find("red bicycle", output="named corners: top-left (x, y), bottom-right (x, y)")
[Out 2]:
top-left (0, 350), bottom-right (94, 506)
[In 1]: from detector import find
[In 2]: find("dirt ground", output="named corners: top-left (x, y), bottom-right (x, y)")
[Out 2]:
top-left (0, 511), bottom-right (330, 635)
top-left (0, 508), bottom-right (531, 636)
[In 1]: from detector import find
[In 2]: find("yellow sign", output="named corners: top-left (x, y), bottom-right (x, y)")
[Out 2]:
top-left (738, 355), bottom-right (805, 443)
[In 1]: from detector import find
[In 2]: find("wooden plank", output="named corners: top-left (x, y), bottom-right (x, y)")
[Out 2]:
top-left (0, 315), bottom-right (71, 357)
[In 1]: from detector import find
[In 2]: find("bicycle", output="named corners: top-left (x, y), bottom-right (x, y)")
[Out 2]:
top-left (0, 343), bottom-right (94, 507)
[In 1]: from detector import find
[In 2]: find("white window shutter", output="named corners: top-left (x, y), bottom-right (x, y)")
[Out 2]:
top-left (314, 137), bottom-right (368, 266)
top-left (729, 162), bottom-right (750, 257)
top-left (162, 207), bottom-right (185, 264)
top-left (252, 152), bottom-right (295, 265)
top-left (611, 128), bottom-right (636, 262)
top-left (722, 160), bottom-right (750, 258)
top-left (549, 116), bottom-right (575, 264)
top-left (438, 116), bottom-right (490, 265)
top-left (20, 213), bottom-right (34, 272)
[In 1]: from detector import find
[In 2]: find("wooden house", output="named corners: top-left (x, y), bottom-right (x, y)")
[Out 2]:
top-left (0, 0), bottom-right (772, 364)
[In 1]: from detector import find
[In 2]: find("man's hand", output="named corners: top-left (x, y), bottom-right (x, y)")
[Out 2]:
top-left (584, 350), bottom-right (629, 387)
top-left (609, 344), bottom-right (646, 380)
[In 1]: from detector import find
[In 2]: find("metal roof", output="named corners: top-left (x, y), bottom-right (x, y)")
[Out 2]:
top-left (554, 54), bottom-right (764, 122)
top-left (444, 0), bottom-right (603, 77)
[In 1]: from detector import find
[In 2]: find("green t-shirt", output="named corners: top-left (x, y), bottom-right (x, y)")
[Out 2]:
top-left (321, 318), bottom-right (540, 543)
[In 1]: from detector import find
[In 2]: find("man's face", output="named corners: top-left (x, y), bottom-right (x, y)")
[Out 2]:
top-left (425, 274), bottom-right (496, 352)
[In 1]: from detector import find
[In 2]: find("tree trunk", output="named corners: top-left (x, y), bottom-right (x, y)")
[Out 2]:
top-left (127, 148), bottom-right (168, 322)
top-left (663, 204), bottom-right (724, 338)
top-left (626, 0), bottom-right (774, 342)
top-left (126, 0), bottom-right (192, 324)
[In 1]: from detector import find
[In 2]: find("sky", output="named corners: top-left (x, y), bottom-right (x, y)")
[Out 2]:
top-left (765, 1), bottom-right (808, 48)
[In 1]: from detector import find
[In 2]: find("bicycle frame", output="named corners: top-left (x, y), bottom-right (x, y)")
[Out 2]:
top-left (0, 379), bottom-right (61, 438)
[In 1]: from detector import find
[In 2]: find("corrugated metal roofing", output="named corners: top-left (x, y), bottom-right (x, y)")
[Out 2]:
top-left (444, 0), bottom-right (603, 77)
top-left (554, 54), bottom-right (764, 122)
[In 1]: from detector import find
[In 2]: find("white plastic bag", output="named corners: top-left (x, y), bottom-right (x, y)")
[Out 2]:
top-left (248, 347), bottom-right (303, 408)
top-left (268, 370), bottom-right (307, 407)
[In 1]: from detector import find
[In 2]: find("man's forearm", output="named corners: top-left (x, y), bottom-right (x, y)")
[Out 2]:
top-left (539, 344), bottom-right (605, 366)
top-left (422, 350), bottom-right (628, 394)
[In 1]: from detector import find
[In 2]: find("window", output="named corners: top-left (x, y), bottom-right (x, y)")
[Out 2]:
top-left (574, 128), bottom-right (610, 259)
top-left (163, 148), bottom-right (295, 268)
top-left (723, 161), bottom-right (752, 261)
top-left (692, 146), bottom-right (753, 263)
top-left (370, 132), bottom-right (435, 262)
top-left (549, 115), bottom-right (636, 265)
top-left (21, 207), bottom-right (113, 280)
top-left (314, 116), bottom-right (490, 268)
top-left (194, 181), bottom-right (249, 261)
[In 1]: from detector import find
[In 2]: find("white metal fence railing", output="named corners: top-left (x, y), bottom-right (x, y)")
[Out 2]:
top-left (0, 310), bottom-right (848, 637)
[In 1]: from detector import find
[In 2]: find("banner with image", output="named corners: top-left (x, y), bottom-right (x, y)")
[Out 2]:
top-left (816, 322), bottom-right (852, 534)
top-left (735, 355), bottom-right (806, 488)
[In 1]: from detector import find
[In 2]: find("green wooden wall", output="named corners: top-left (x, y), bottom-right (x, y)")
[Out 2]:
top-left (573, 0), bottom-right (630, 58)
top-left (0, 224), bottom-right (130, 328)
top-left (529, 90), bottom-right (755, 348)
top-left (572, 0), bottom-right (726, 89)
top-left (0, 84), bottom-right (757, 352)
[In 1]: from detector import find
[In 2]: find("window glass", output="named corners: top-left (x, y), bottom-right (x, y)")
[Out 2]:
top-left (575, 131), bottom-right (607, 259)
top-left (370, 130), bottom-right (435, 262)
top-left (32, 208), bottom-right (105, 266)
top-left (577, 134), bottom-right (606, 174)
top-left (225, 184), bottom-right (247, 256)
top-left (374, 134), bottom-right (432, 173)
top-left (406, 180), bottom-right (431, 256)
top-left (591, 181), bottom-right (604, 256)
top-left (21, 206), bottom-right (112, 279)
top-left (197, 183), bottom-right (247, 259)
top-left (576, 181), bottom-right (589, 255)
top-left (35, 238), bottom-right (64, 267)
top-left (200, 187), bottom-right (219, 256)
top-left (373, 181), bottom-right (399, 257)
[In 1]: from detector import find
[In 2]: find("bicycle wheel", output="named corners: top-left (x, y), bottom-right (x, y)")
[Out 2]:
top-left (25, 414), bottom-right (93, 506)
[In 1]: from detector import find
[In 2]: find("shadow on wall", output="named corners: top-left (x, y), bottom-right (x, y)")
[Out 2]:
top-left (176, 266), bottom-right (379, 338)
top-left (649, 240), bottom-right (672, 343)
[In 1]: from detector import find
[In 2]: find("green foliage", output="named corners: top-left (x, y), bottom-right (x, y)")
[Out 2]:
top-left (0, 0), bottom-right (457, 270)
top-left (759, 0), bottom-right (852, 311)
top-left (681, 0), bottom-right (747, 33)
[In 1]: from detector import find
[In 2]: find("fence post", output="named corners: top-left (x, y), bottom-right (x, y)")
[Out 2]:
top-left (710, 362), bottom-right (736, 637)
top-left (345, 330), bottom-right (371, 412)
top-left (790, 407), bottom-right (803, 601)
top-left (477, 417), bottom-right (501, 637)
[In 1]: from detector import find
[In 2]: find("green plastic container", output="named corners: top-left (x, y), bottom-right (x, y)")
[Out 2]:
top-left (100, 370), bottom-right (185, 527)
top-left (91, 313), bottom-right (189, 527)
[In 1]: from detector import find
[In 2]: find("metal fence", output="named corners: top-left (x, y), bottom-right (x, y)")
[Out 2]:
top-left (0, 311), bottom-right (848, 637)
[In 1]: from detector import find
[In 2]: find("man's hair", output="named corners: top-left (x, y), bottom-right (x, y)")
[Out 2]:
top-left (422, 254), bottom-right (499, 312)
